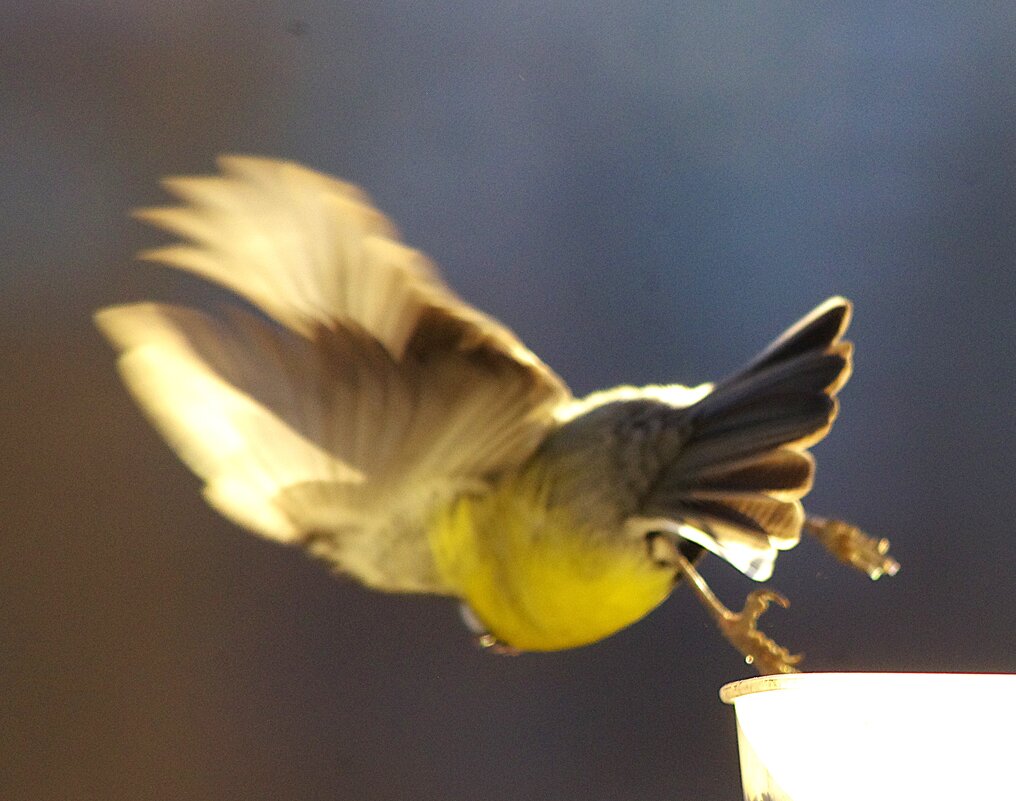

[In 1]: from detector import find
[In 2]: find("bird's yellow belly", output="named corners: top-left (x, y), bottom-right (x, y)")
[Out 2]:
top-left (428, 483), bottom-right (675, 652)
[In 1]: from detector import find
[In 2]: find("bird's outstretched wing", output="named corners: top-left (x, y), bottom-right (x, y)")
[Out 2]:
top-left (96, 156), bottom-right (571, 593)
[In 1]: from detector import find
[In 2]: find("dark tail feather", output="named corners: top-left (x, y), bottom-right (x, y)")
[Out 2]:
top-left (740, 296), bottom-right (852, 383)
top-left (643, 297), bottom-right (853, 570)
top-left (686, 296), bottom-right (852, 461)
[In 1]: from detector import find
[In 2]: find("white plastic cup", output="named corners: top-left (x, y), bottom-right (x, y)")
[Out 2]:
top-left (721, 672), bottom-right (1016, 801)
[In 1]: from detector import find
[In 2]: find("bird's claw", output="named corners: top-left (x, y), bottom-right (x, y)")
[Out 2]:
top-left (474, 633), bottom-right (521, 656)
top-left (805, 516), bottom-right (900, 580)
top-left (667, 544), bottom-right (802, 675)
top-left (461, 603), bottom-right (522, 655)
top-left (718, 589), bottom-right (803, 675)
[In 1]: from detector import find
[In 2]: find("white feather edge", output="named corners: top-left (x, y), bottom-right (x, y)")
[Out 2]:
top-left (555, 382), bottom-right (714, 423)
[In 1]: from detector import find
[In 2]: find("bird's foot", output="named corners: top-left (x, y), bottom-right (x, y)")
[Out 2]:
top-left (474, 633), bottom-right (521, 656)
top-left (717, 589), bottom-right (803, 675)
top-left (460, 603), bottom-right (520, 655)
top-left (667, 545), bottom-right (801, 675)
top-left (805, 516), bottom-right (900, 580)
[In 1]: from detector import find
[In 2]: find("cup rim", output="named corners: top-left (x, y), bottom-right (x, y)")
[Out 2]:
top-left (719, 671), bottom-right (1016, 704)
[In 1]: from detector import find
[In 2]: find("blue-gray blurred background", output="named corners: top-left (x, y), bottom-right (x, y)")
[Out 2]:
top-left (4, 3), bottom-right (1015, 800)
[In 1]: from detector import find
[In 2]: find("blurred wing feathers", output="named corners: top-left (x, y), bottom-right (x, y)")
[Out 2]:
top-left (135, 155), bottom-right (566, 382)
top-left (97, 156), bottom-right (572, 591)
top-left (95, 303), bottom-right (358, 543)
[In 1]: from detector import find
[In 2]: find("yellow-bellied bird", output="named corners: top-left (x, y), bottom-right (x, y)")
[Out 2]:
top-left (96, 157), bottom-right (898, 674)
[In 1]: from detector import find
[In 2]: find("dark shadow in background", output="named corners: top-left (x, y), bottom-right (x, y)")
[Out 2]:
top-left (3, 4), bottom-right (1014, 800)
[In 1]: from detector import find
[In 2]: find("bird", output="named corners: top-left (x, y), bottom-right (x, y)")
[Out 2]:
top-left (95, 155), bottom-right (898, 674)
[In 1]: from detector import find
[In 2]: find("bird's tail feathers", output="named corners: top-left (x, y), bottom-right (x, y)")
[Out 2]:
top-left (643, 297), bottom-right (853, 580)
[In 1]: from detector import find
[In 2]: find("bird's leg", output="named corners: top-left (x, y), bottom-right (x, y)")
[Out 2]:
top-left (804, 516), bottom-right (900, 580)
top-left (664, 543), bottom-right (803, 675)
